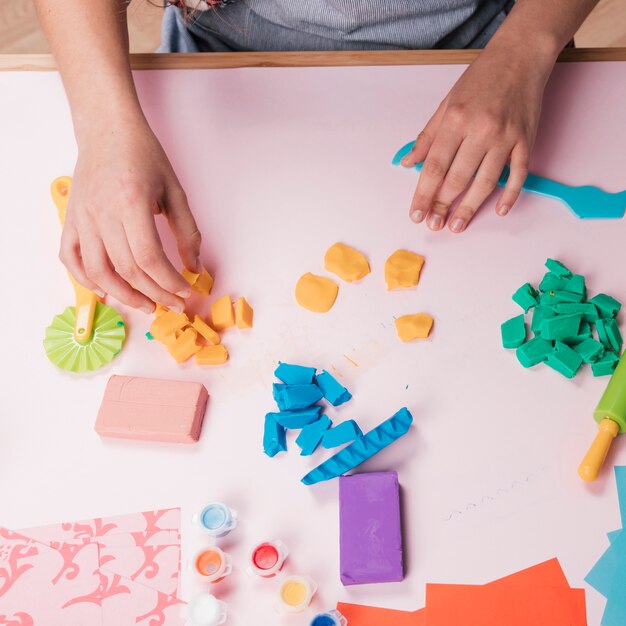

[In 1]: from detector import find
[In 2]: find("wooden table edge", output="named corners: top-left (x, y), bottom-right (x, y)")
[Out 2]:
top-left (1, 48), bottom-right (626, 71)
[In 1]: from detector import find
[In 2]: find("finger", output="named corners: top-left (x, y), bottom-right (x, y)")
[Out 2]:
top-left (409, 130), bottom-right (462, 225)
top-left (448, 149), bottom-right (510, 233)
top-left (123, 206), bottom-right (192, 297)
top-left (428, 141), bottom-right (486, 232)
top-left (496, 144), bottom-right (529, 216)
top-left (402, 100), bottom-right (447, 167)
top-left (162, 185), bottom-right (202, 273)
top-left (80, 229), bottom-right (156, 313)
top-left (101, 224), bottom-right (185, 310)
top-left (59, 223), bottom-right (105, 298)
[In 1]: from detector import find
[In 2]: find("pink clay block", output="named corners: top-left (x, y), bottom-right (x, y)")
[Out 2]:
top-left (95, 375), bottom-right (209, 443)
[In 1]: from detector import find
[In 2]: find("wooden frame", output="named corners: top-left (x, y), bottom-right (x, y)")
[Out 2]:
top-left (1, 48), bottom-right (625, 71)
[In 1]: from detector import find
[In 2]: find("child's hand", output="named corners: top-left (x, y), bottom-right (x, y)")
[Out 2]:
top-left (401, 44), bottom-right (550, 233)
top-left (60, 120), bottom-right (201, 312)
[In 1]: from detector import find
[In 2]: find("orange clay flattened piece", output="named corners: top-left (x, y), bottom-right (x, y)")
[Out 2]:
top-left (195, 344), bottom-right (229, 365)
top-left (385, 250), bottom-right (424, 290)
top-left (395, 314), bottom-right (434, 342)
top-left (211, 295), bottom-right (236, 331)
top-left (324, 242), bottom-right (371, 283)
top-left (192, 315), bottom-right (221, 345)
top-left (235, 297), bottom-right (254, 329)
top-left (295, 273), bottom-right (339, 313)
top-left (150, 310), bottom-right (189, 343)
top-left (182, 268), bottom-right (214, 296)
top-left (167, 327), bottom-right (201, 363)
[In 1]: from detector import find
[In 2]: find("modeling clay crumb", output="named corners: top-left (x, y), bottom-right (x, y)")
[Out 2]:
top-left (235, 296), bottom-right (254, 329)
top-left (211, 295), bottom-right (236, 330)
top-left (384, 249), bottom-right (424, 290)
top-left (196, 344), bottom-right (229, 365)
top-left (394, 313), bottom-right (433, 342)
top-left (295, 273), bottom-right (339, 313)
top-left (183, 268), bottom-right (214, 296)
top-left (192, 315), bottom-right (221, 345)
top-left (324, 242), bottom-right (371, 282)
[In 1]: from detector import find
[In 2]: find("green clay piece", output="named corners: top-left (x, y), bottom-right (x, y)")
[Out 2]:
top-left (554, 303), bottom-right (598, 323)
top-left (546, 341), bottom-right (583, 378)
top-left (589, 293), bottom-right (622, 319)
top-left (573, 337), bottom-right (605, 363)
top-left (562, 321), bottom-right (592, 347)
top-left (512, 283), bottom-right (540, 312)
top-left (145, 332), bottom-right (154, 340)
top-left (516, 337), bottom-right (554, 368)
top-left (501, 314), bottom-right (527, 349)
top-left (541, 313), bottom-right (582, 341)
top-left (43, 302), bottom-right (126, 373)
top-left (564, 274), bottom-right (586, 297)
top-left (531, 306), bottom-right (556, 335)
top-left (545, 259), bottom-right (573, 278)
top-left (539, 272), bottom-right (569, 293)
top-left (596, 318), bottom-right (623, 353)
top-left (592, 352), bottom-right (620, 377)
top-left (540, 290), bottom-right (584, 306)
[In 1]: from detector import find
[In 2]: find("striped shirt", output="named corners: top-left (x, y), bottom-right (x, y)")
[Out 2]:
top-left (159, 0), bottom-right (516, 53)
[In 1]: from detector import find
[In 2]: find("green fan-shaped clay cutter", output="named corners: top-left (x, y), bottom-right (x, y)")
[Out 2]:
top-left (393, 141), bottom-right (625, 219)
top-left (43, 177), bottom-right (126, 373)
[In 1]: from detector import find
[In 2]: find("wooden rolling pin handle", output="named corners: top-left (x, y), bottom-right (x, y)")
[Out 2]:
top-left (578, 418), bottom-right (620, 482)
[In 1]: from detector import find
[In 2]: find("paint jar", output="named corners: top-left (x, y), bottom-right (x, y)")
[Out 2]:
top-left (276, 575), bottom-right (317, 614)
top-left (310, 610), bottom-right (347, 626)
top-left (193, 502), bottom-right (238, 538)
top-left (192, 546), bottom-right (232, 583)
top-left (247, 540), bottom-right (289, 578)
top-left (184, 593), bottom-right (227, 626)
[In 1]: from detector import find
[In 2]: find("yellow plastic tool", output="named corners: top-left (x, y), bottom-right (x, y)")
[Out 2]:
top-left (50, 176), bottom-right (100, 343)
top-left (579, 353), bottom-right (626, 481)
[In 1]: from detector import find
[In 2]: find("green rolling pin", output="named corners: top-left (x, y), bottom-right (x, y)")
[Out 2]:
top-left (579, 353), bottom-right (626, 482)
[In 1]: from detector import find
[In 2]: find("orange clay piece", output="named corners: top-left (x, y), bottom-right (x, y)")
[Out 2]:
top-left (324, 242), bottom-right (370, 282)
top-left (211, 295), bottom-right (236, 331)
top-left (395, 314), bottom-right (434, 342)
top-left (235, 297), bottom-right (254, 329)
top-left (295, 273), bottom-right (339, 313)
top-left (195, 344), bottom-right (229, 366)
top-left (150, 310), bottom-right (189, 342)
top-left (192, 315), bottom-right (221, 345)
top-left (155, 304), bottom-right (169, 317)
top-left (167, 327), bottom-right (202, 363)
top-left (182, 268), bottom-right (214, 296)
top-left (385, 250), bottom-right (424, 290)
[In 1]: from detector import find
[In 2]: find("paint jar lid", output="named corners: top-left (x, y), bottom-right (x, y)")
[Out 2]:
top-left (192, 546), bottom-right (232, 583)
top-left (193, 502), bottom-right (238, 537)
top-left (247, 540), bottom-right (289, 578)
top-left (276, 575), bottom-right (317, 614)
top-left (185, 593), bottom-right (227, 626)
top-left (310, 610), bottom-right (347, 626)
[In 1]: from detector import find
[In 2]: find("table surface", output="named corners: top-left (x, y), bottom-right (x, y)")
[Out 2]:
top-left (0, 56), bottom-right (625, 625)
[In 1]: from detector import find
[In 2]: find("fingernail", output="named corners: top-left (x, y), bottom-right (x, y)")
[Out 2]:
top-left (401, 157), bottom-right (412, 167)
top-left (429, 215), bottom-right (444, 230)
top-left (170, 304), bottom-right (185, 314)
top-left (94, 289), bottom-right (105, 298)
top-left (176, 288), bottom-right (192, 298)
top-left (140, 305), bottom-right (154, 314)
top-left (450, 218), bottom-right (466, 233)
top-left (498, 204), bottom-right (511, 216)
top-left (410, 210), bottom-right (425, 223)
top-left (194, 257), bottom-right (203, 273)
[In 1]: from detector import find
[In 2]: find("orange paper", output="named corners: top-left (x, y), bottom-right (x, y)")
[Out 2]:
top-left (337, 603), bottom-right (425, 626)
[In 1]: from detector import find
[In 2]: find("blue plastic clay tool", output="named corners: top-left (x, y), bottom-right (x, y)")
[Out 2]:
top-left (301, 407), bottom-right (413, 485)
top-left (272, 406), bottom-right (323, 429)
top-left (275, 361), bottom-right (317, 385)
top-left (273, 383), bottom-right (324, 411)
top-left (296, 415), bottom-right (332, 456)
top-left (316, 370), bottom-right (352, 406)
top-left (393, 141), bottom-right (626, 219)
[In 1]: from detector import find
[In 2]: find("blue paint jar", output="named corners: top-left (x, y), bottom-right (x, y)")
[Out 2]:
top-left (310, 610), bottom-right (347, 626)
top-left (193, 502), bottom-right (238, 537)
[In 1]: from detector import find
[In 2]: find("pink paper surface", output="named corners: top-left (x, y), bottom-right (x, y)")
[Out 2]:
top-left (1, 62), bottom-right (625, 625)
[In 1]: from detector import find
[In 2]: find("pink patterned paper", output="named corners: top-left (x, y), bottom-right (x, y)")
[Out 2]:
top-left (0, 527), bottom-right (102, 626)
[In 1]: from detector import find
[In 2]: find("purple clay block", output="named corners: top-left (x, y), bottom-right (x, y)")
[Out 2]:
top-left (339, 471), bottom-right (404, 585)
top-left (321, 420), bottom-right (363, 448)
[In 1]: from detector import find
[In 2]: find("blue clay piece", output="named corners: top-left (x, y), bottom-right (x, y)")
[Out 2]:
top-left (274, 361), bottom-right (317, 385)
top-left (272, 406), bottom-right (323, 429)
top-left (301, 408), bottom-right (413, 485)
top-left (273, 383), bottom-right (324, 411)
top-left (316, 370), bottom-right (352, 406)
top-left (263, 414), bottom-right (287, 457)
top-left (296, 415), bottom-right (332, 456)
top-left (321, 420), bottom-right (363, 448)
